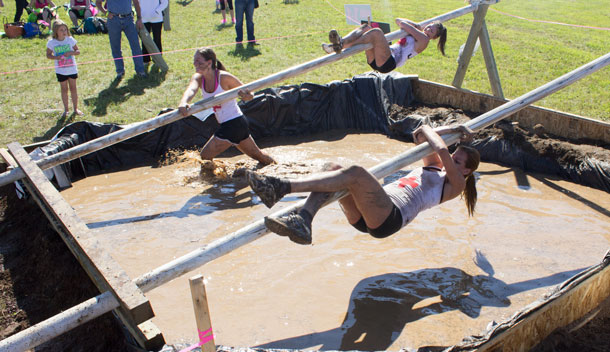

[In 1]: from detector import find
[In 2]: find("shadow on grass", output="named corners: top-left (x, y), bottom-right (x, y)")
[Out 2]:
top-left (228, 42), bottom-right (261, 60)
top-left (33, 112), bottom-right (77, 142)
top-left (176, 0), bottom-right (194, 6)
top-left (83, 67), bottom-right (167, 117)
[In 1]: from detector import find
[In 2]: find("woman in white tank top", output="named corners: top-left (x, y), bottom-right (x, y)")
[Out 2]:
top-left (322, 18), bottom-right (447, 74)
top-left (178, 47), bottom-right (275, 166)
top-left (246, 125), bottom-right (480, 245)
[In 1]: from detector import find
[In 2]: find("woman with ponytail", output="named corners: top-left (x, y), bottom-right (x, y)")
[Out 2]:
top-left (246, 124), bottom-right (478, 245)
top-left (322, 18), bottom-right (447, 74)
top-left (178, 47), bottom-right (275, 166)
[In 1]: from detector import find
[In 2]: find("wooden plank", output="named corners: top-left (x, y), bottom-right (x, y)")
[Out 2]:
top-left (476, 262), bottom-right (610, 351)
top-left (412, 79), bottom-right (610, 143)
top-left (7, 142), bottom-right (160, 349)
top-left (0, 148), bottom-right (17, 168)
top-left (478, 20), bottom-right (504, 98)
top-left (452, 4), bottom-right (490, 88)
top-left (189, 275), bottom-right (216, 352)
top-left (162, 2), bottom-right (170, 31)
top-left (138, 27), bottom-right (169, 72)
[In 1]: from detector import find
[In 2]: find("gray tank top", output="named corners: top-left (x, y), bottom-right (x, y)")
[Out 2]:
top-left (384, 166), bottom-right (446, 227)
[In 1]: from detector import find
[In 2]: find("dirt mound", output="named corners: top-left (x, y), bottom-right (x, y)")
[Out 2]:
top-left (0, 174), bottom-right (137, 351)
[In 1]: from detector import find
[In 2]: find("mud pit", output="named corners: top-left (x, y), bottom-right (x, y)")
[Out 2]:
top-left (1, 105), bottom-right (609, 351)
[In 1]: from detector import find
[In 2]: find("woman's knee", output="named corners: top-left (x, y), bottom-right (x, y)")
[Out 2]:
top-left (342, 165), bottom-right (371, 183)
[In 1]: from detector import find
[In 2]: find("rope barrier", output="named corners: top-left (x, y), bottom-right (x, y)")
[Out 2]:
top-left (490, 8), bottom-right (610, 31)
top-left (0, 30), bottom-right (328, 76)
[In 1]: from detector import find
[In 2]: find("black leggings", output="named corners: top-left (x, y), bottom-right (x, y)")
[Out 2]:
top-left (142, 22), bottom-right (163, 63)
top-left (220, 0), bottom-right (233, 10)
top-left (15, 0), bottom-right (29, 22)
top-left (350, 203), bottom-right (403, 238)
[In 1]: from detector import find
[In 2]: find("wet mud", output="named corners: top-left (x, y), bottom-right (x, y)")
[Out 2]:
top-left (1, 105), bottom-right (609, 351)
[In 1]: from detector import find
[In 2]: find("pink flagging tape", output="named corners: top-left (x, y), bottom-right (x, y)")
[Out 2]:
top-left (177, 328), bottom-right (214, 352)
top-left (490, 8), bottom-right (610, 31)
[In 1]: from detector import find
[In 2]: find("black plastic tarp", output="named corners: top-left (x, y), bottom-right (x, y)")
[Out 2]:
top-left (43, 72), bottom-right (609, 192)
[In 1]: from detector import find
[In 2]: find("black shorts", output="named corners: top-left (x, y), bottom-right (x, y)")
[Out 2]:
top-left (56, 73), bottom-right (78, 82)
top-left (350, 203), bottom-right (403, 238)
top-left (69, 8), bottom-right (86, 19)
top-left (368, 55), bottom-right (397, 74)
top-left (215, 115), bottom-right (250, 144)
top-left (220, 0), bottom-right (233, 10)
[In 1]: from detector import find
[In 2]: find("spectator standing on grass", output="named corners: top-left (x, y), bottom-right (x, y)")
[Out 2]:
top-left (234, 0), bottom-right (256, 45)
top-left (140, 0), bottom-right (167, 67)
top-left (96, 0), bottom-right (148, 79)
top-left (68, 0), bottom-right (93, 28)
top-left (219, 0), bottom-right (234, 25)
top-left (46, 19), bottom-right (83, 118)
top-left (14, 0), bottom-right (28, 22)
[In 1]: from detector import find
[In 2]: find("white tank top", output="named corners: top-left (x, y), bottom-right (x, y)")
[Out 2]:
top-left (384, 166), bottom-right (446, 227)
top-left (201, 70), bottom-right (243, 124)
top-left (390, 36), bottom-right (419, 68)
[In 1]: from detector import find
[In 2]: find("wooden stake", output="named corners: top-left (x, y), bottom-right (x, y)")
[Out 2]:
top-left (138, 27), bottom-right (169, 72)
top-left (189, 275), bottom-right (216, 352)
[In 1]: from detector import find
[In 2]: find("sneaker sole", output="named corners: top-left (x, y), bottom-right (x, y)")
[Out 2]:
top-left (265, 217), bottom-right (311, 245)
top-left (329, 29), bottom-right (342, 53)
top-left (246, 171), bottom-right (279, 208)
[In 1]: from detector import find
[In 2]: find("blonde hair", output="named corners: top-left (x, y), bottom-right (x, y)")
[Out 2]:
top-left (51, 19), bottom-right (70, 39)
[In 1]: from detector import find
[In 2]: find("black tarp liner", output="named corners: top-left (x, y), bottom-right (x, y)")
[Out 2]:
top-left (44, 72), bottom-right (610, 192)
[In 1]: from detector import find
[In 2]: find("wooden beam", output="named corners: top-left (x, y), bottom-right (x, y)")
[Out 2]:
top-left (6, 143), bottom-right (162, 350)
top-left (189, 275), bottom-right (216, 352)
top-left (470, 258), bottom-right (610, 351)
top-left (452, 4), bottom-right (490, 88)
top-left (138, 27), bottom-right (169, 72)
top-left (479, 20), bottom-right (504, 98)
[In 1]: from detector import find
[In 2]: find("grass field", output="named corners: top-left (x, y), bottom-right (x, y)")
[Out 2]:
top-left (1, 0), bottom-right (609, 147)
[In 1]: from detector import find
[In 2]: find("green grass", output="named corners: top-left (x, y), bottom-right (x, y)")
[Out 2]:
top-left (1, 0), bottom-right (609, 147)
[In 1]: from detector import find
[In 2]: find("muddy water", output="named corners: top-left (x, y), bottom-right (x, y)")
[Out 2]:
top-left (60, 132), bottom-right (610, 351)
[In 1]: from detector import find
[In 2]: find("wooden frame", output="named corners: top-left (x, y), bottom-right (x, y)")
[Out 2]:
top-left (4, 143), bottom-right (164, 351)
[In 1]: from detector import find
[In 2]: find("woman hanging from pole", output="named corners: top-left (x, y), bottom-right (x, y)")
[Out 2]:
top-left (178, 47), bottom-right (275, 166)
top-left (246, 124), bottom-right (478, 245)
top-left (322, 18), bottom-right (447, 73)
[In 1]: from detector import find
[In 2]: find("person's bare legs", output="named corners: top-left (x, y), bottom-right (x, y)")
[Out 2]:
top-left (59, 80), bottom-right (69, 117)
top-left (200, 136), bottom-right (232, 161)
top-left (249, 164), bottom-right (394, 244)
top-left (323, 25), bottom-right (392, 66)
top-left (68, 78), bottom-right (82, 115)
top-left (236, 136), bottom-right (275, 165)
top-left (289, 166), bottom-right (393, 228)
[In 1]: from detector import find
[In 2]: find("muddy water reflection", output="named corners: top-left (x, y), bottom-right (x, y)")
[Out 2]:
top-left (60, 132), bottom-right (610, 350)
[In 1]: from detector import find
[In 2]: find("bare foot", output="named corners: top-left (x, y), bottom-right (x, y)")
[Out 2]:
top-left (74, 109), bottom-right (84, 116)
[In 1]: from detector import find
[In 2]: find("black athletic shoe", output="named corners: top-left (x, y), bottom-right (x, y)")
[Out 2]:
top-left (329, 29), bottom-right (343, 54)
top-left (246, 171), bottom-right (288, 208)
top-left (265, 212), bottom-right (312, 245)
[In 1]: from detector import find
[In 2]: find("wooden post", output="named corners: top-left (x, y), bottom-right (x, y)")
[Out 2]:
top-left (138, 27), bottom-right (169, 72)
top-left (453, 4), bottom-right (490, 88)
top-left (162, 2), bottom-right (170, 31)
top-left (478, 20), bottom-right (504, 98)
top-left (189, 275), bottom-right (216, 352)
top-left (0, 3), bottom-right (485, 189)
